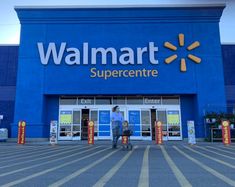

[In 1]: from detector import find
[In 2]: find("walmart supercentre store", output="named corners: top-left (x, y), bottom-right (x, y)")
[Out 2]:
top-left (1, 4), bottom-right (235, 141)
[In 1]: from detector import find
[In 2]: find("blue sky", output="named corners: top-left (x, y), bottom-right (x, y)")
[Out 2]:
top-left (0, 0), bottom-right (234, 44)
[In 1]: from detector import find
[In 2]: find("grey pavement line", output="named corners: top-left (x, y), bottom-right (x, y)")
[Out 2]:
top-left (206, 146), bottom-right (235, 155)
top-left (0, 145), bottom-right (74, 164)
top-left (0, 144), bottom-right (56, 150)
top-left (0, 145), bottom-right (103, 177)
top-left (183, 146), bottom-right (235, 169)
top-left (0, 145), bottom-right (44, 149)
top-left (0, 147), bottom-right (112, 187)
top-left (0, 145), bottom-right (57, 161)
top-left (48, 148), bottom-right (122, 187)
top-left (160, 145), bottom-right (192, 187)
top-left (195, 146), bottom-right (235, 160)
top-left (0, 147), bottom-right (38, 155)
top-left (0, 146), bottom-right (49, 158)
top-left (174, 146), bottom-right (235, 187)
top-left (0, 145), bottom-right (87, 169)
top-left (218, 145), bottom-right (235, 151)
top-left (138, 145), bottom-right (150, 187)
top-left (93, 146), bottom-right (138, 187)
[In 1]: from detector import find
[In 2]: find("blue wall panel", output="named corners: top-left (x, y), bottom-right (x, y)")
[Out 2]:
top-left (44, 95), bottom-right (59, 138)
top-left (0, 46), bottom-right (18, 135)
top-left (222, 45), bottom-right (235, 108)
top-left (180, 95), bottom-right (196, 138)
top-left (0, 46), bottom-right (18, 86)
top-left (222, 45), bottom-right (235, 85)
top-left (0, 101), bottom-right (15, 135)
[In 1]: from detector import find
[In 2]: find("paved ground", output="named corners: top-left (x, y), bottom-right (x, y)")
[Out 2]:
top-left (0, 141), bottom-right (234, 187)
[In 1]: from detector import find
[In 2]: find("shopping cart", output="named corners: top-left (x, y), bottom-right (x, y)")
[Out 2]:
top-left (121, 121), bottom-right (133, 150)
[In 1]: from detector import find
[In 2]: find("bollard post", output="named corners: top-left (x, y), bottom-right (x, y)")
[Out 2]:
top-left (221, 120), bottom-right (231, 146)
top-left (155, 121), bottom-right (163, 144)
top-left (17, 121), bottom-right (26, 144)
top-left (88, 121), bottom-right (94, 145)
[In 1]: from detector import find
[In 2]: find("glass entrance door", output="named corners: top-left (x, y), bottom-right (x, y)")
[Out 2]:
top-left (156, 109), bottom-right (182, 140)
top-left (156, 110), bottom-right (168, 141)
top-left (127, 109), bottom-right (151, 140)
top-left (141, 109), bottom-right (151, 140)
top-left (72, 110), bottom-right (81, 140)
top-left (90, 109), bottom-right (98, 139)
top-left (58, 109), bottom-right (81, 140)
top-left (167, 110), bottom-right (182, 140)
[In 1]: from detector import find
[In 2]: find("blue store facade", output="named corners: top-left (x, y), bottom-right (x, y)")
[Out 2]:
top-left (7, 5), bottom-right (228, 140)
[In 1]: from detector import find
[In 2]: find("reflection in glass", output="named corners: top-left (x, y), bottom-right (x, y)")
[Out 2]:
top-left (141, 110), bottom-right (150, 124)
top-left (127, 97), bottom-right (143, 105)
top-left (169, 132), bottom-right (181, 136)
top-left (73, 111), bottom-right (81, 124)
top-left (141, 110), bottom-right (151, 137)
top-left (168, 126), bottom-right (180, 131)
top-left (60, 97), bottom-right (77, 105)
top-left (142, 124), bottom-right (150, 131)
top-left (73, 125), bottom-right (81, 131)
top-left (96, 97), bottom-right (112, 105)
top-left (157, 111), bottom-right (167, 124)
top-left (113, 97), bottom-right (126, 105)
top-left (142, 132), bottom-right (151, 136)
top-left (60, 126), bottom-right (71, 131)
top-left (162, 96), bottom-right (180, 105)
top-left (91, 111), bottom-right (98, 122)
top-left (73, 132), bottom-right (80, 137)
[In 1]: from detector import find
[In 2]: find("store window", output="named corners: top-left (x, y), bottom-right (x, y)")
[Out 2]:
top-left (113, 97), bottom-right (126, 105)
top-left (96, 97), bottom-right (112, 105)
top-left (127, 97), bottom-right (143, 105)
top-left (73, 111), bottom-right (81, 124)
top-left (162, 96), bottom-right (180, 105)
top-left (60, 97), bottom-right (77, 105)
top-left (141, 110), bottom-right (151, 136)
top-left (72, 110), bottom-right (81, 137)
top-left (157, 110), bottom-right (168, 135)
top-left (167, 110), bottom-right (181, 137)
top-left (90, 110), bottom-right (98, 136)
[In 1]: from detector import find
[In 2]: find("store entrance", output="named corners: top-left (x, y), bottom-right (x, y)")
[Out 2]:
top-left (81, 109), bottom-right (89, 140)
top-left (58, 96), bottom-right (182, 141)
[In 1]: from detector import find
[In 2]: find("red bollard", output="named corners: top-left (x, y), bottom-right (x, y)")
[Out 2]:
top-left (221, 120), bottom-right (231, 146)
top-left (17, 121), bottom-right (26, 144)
top-left (155, 121), bottom-right (163, 144)
top-left (88, 121), bottom-right (94, 145)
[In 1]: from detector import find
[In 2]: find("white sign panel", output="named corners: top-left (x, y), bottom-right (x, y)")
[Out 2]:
top-left (0, 128), bottom-right (8, 140)
top-left (187, 121), bottom-right (196, 145)
top-left (50, 121), bottom-right (58, 145)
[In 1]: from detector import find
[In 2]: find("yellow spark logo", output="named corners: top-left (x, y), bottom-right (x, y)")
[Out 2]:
top-left (164, 33), bottom-right (201, 72)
